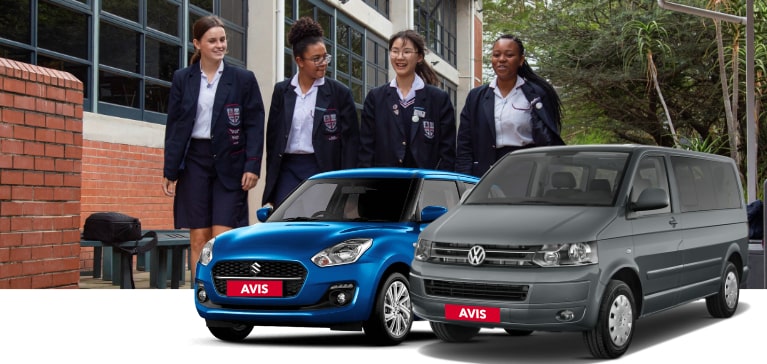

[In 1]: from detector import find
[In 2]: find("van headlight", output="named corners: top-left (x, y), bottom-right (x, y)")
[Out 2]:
top-left (200, 238), bottom-right (215, 266)
top-left (532, 242), bottom-right (598, 267)
top-left (414, 239), bottom-right (433, 261)
top-left (312, 239), bottom-right (372, 267)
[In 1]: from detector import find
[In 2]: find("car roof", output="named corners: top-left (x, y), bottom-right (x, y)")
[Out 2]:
top-left (309, 167), bottom-right (480, 183)
top-left (508, 144), bottom-right (734, 162)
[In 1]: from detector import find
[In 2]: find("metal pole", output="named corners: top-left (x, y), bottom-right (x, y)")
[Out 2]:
top-left (657, 0), bottom-right (757, 203)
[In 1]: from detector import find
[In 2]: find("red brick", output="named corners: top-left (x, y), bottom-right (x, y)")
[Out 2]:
top-left (0, 185), bottom-right (10, 200)
top-left (12, 155), bottom-right (34, 170)
top-left (12, 124), bottom-right (35, 140)
top-left (34, 187), bottom-right (54, 200)
top-left (23, 171), bottom-right (44, 185)
top-left (31, 274), bottom-right (53, 288)
top-left (45, 115), bottom-right (65, 130)
top-left (21, 260), bottom-right (45, 275)
top-left (10, 186), bottom-right (33, 200)
top-left (0, 170), bottom-right (23, 185)
top-left (46, 85), bottom-right (66, 101)
top-left (34, 156), bottom-right (55, 171)
top-left (23, 141), bottom-right (44, 156)
top-left (9, 276), bottom-right (32, 288)
top-left (36, 99), bottom-right (56, 114)
top-left (4, 78), bottom-right (24, 93)
top-left (1, 139), bottom-right (24, 154)
top-left (0, 154), bottom-right (11, 169)
top-left (54, 159), bottom-right (75, 173)
top-left (55, 130), bottom-right (74, 144)
top-left (25, 81), bottom-right (45, 97)
top-left (63, 174), bottom-right (81, 187)
top-left (65, 89), bottom-right (83, 104)
top-left (10, 216), bottom-right (34, 231)
top-left (45, 144), bottom-right (65, 158)
top-left (0, 263), bottom-right (23, 279)
top-left (35, 128), bottom-right (56, 143)
top-left (0, 123), bottom-right (11, 138)
top-left (44, 172), bottom-right (63, 186)
top-left (0, 201), bottom-right (22, 216)
top-left (64, 145), bottom-right (82, 159)
top-left (42, 230), bottom-right (64, 244)
top-left (25, 112), bottom-right (46, 127)
top-left (0, 248), bottom-right (9, 262)
top-left (10, 246), bottom-right (31, 260)
top-left (73, 105), bottom-right (83, 119)
top-left (0, 91), bottom-right (13, 107)
top-left (14, 94), bottom-right (35, 110)
top-left (2, 108), bottom-right (24, 124)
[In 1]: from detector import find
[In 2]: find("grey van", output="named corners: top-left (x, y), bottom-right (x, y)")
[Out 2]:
top-left (410, 144), bottom-right (750, 359)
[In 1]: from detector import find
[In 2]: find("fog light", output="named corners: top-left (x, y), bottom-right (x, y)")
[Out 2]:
top-left (336, 292), bottom-right (347, 305)
top-left (328, 283), bottom-right (355, 306)
top-left (543, 251), bottom-right (560, 265)
top-left (556, 310), bottom-right (575, 321)
top-left (197, 284), bottom-right (208, 303)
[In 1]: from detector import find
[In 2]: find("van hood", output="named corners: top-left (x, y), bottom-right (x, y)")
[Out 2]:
top-left (423, 204), bottom-right (616, 245)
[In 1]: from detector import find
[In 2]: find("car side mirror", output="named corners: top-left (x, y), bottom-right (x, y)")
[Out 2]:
top-left (256, 206), bottom-right (273, 222)
top-left (420, 205), bottom-right (448, 222)
top-left (631, 188), bottom-right (669, 211)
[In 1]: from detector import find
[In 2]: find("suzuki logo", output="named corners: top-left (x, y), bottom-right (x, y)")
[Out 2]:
top-left (250, 262), bottom-right (262, 276)
top-left (467, 245), bottom-right (486, 266)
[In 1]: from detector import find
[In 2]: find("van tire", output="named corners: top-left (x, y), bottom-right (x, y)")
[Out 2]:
top-left (583, 280), bottom-right (635, 359)
top-left (504, 329), bottom-right (533, 336)
top-left (362, 272), bottom-right (413, 345)
top-left (208, 324), bottom-right (253, 342)
top-left (706, 261), bottom-right (739, 318)
top-left (430, 321), bottom-right (480, 342)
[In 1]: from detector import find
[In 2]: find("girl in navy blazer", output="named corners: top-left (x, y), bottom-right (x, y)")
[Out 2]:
top-left (456, 34), bottom-right (564, 177)
top-left (261, 17), bottom-right (360, 208)
top-left (358, 30), bottom-right (455, 171)
top-left (162, 16), bottom-right (265, 278)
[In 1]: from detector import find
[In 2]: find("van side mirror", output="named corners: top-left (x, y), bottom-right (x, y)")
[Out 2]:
top-left (631, 188), bottom-right (669, 211)
top-left (420, 205), bottom-right (448, 222)
top-left (256, 206), bottom-right (273, 222)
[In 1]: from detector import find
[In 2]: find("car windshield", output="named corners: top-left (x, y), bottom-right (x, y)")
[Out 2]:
top-left (268, 178), bottom-right (417, 222)
top-left (464, 151), bottom-right (630, 206)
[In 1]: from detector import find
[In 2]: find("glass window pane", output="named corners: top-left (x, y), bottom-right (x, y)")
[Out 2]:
top-left (220, 0), bottom-right (244, 26)
top-left (145, 37), bottom-right (179, 82)
top-left (299, 0), bottom-right (313, 18)
top-left (352, 82), bottom-right (363, 104)
top-left (337, 51), bottom-right (349, 74)
top-left (38, 55), bottom-right (90, 99)
top-left (226, 29), bottom-right (243, 62)
top-left (351, 29), bottom-right (362, 55)
top-left (0, 0), bottom-right (30, 44)
top-left (103, 0), bottom-right (138, 22)
top-left (99, 70), bottom-right (140, 108)
top-left (283, 51), bottom-right (292, 80)
top-left (337, 23), bottom-right (349, 48)
top-left (100, 21), bottom-right (140, 73)
top-left (147, 0), bottom-right (179, 36)
top-left (351, 58), bottom-right (363, 79)
top-left (0, 44), bottom-right (32, 63)
top-left (145, 83), bottom-right (170, 113)
top-left (190, 0), bottom-right (212, 12)
top-left (285, 0), bottom-right (293, 18)
top-left (38, 1), bottom-right (89, 59)
top-left (188, 12), bottom-right (201, 44)
top-left (317, 11), bottom-right (332, 40)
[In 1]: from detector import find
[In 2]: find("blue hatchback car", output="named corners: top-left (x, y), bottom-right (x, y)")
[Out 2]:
top-left (194, 168), bottom-right (478, 345)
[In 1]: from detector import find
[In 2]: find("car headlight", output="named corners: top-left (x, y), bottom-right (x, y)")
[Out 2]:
top-left (199, 238), bottom-right (215, 266)
top-left (532, 242), bottom-right (598, 267)
top-left (414, 239), bottom-right (433, 261)
top-left (311, 238), bottom-right (372, 267)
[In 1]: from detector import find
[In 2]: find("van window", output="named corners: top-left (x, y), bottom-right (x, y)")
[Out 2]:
top-left (418, 180), bottom-right (460, 211)
top-left (671, 156), bottom-right (741, 212)
top-left (629, 156), bottom-right (671, 215)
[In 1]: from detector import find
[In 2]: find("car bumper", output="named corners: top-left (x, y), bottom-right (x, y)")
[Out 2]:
top-left (409, 261), bottom-right (603, 331)
top-left (194, 260), bottom-right (382, 326)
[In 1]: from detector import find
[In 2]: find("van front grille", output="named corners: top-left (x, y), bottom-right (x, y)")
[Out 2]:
top-left (428, 242), bottom-right (539, 266)
top-left (425, 279), bottom-right (529, 301)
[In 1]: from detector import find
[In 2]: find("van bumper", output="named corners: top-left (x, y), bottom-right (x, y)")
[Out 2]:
top-left (409, 261), bottom-right (603, 331)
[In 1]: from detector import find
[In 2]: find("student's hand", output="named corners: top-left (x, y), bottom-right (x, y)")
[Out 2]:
top-left (242, 172), bottom-right (258, 191)
top-left (162, 178), bottom-right (177, 197)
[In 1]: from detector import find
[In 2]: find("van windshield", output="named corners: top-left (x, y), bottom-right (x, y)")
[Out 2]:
top-left (464, 151), bottom-right (630, 206)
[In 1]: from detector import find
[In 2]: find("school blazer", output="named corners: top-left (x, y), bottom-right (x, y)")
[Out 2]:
top-left (261, 78), bottom-right (360, 205)
top-left (358, 84), bottom-right (455, 171)
top-left (455, 81), bottom-right (564, 177)
top-left (163, 61), bottom-right (265, 191)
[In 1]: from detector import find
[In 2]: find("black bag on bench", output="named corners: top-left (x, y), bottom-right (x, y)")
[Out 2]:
top-left (83, 212), bottom-right (158, 288)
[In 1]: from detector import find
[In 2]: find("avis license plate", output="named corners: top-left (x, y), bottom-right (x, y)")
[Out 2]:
top-left (445, 304), bottom-right (500, 323)
top-left (227, 280), bottom-right (283, 297)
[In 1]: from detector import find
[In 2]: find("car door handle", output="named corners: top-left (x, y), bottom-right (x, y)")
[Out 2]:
top-left (668, 217), bottom-right (678, 227)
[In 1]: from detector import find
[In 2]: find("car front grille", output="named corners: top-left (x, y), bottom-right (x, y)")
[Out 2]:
top-left (212, 260), bottom-right (307, 297)
top-left (428, 242), bottom-right (539, 266)
top-left (424, 279), bottom-right (529, 301)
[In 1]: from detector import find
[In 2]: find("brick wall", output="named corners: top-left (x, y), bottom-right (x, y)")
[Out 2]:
top-left (0, 58), bottom-right (83, 288)
top-left (79, 140), bottom-right (173, 273)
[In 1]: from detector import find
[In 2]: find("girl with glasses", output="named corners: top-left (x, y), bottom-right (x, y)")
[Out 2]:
top-left (358, 29), bottom-right (455, 171)
top-left (455, 34), bottom-right (565, 178)
top-left (261, 17), bottom-right (360, 209)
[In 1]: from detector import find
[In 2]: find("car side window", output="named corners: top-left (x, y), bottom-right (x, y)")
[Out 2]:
top-left (629, 156), bottom-right (671, 216)
top-left (418, 180), bottom-right (460, 211)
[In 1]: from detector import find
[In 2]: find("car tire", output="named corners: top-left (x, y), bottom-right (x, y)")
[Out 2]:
top-left (504, 329), bottom-right (533, 336)
top-left (430, 321), bottom-right (480, 342)
top-left (208, 324), bottom-right (253, 342)
top-left (583, 280), bottom-right (635, 359)
top-left (362, 272), bottom-right (413, 345)
top-left (706, 261), bottom-right (739, 318)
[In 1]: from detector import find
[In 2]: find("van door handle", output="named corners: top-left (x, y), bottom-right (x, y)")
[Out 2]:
top-left (668, 217), bottom-right (678, 227)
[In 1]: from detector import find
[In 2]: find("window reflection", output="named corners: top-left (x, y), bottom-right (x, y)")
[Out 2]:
top-left (103, 0), bottom-right (139, 22)
top-left (99, 70), bottom-right (140, 108)
top-left (145, 83), bottom-right (170, 113)
top-left (100, 22), bottom-right (140, 73)
top-left (0, 0), bottom-right (31, 43)
top-left (145, 37), bottom-right (179, 82)
top-left (38, 1), bottom-right (88, 59)
top-left (147, 0), bottom-right (179, 36)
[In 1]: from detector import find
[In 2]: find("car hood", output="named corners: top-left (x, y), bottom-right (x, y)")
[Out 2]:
top-left (213, 221), bottom-right (410, 255)
top-left (423, 204), bottom-right (617, 244)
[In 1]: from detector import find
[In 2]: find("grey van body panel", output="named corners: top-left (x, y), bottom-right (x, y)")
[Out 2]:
top-left (410, 144), bottom-right (749, 334)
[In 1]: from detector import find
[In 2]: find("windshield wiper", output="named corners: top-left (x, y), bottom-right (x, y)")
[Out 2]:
top-left (281, 217), bottom-right (319, 222)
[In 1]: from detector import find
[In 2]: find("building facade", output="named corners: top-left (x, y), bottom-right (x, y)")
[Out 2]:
top-left (0, 0), bottom-right (483, 282)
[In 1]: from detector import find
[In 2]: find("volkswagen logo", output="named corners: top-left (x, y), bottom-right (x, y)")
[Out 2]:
top-left (250, 261), bottom-right (262, 276)
top-left (467, 245), bottom-right (486, 266)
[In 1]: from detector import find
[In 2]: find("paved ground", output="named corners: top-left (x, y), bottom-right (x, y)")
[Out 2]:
top-left (79, 268), bottom-right (193, 289)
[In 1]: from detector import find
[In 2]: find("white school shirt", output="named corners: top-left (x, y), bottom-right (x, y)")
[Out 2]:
top-left (389, 74), bottom-right (425, 104)
top-left (491, 75), bottom-right (534, 147)
top-left (285, 74), bottom-right (325, 154)
top-left (191, 61), bottom-right (225, 139)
